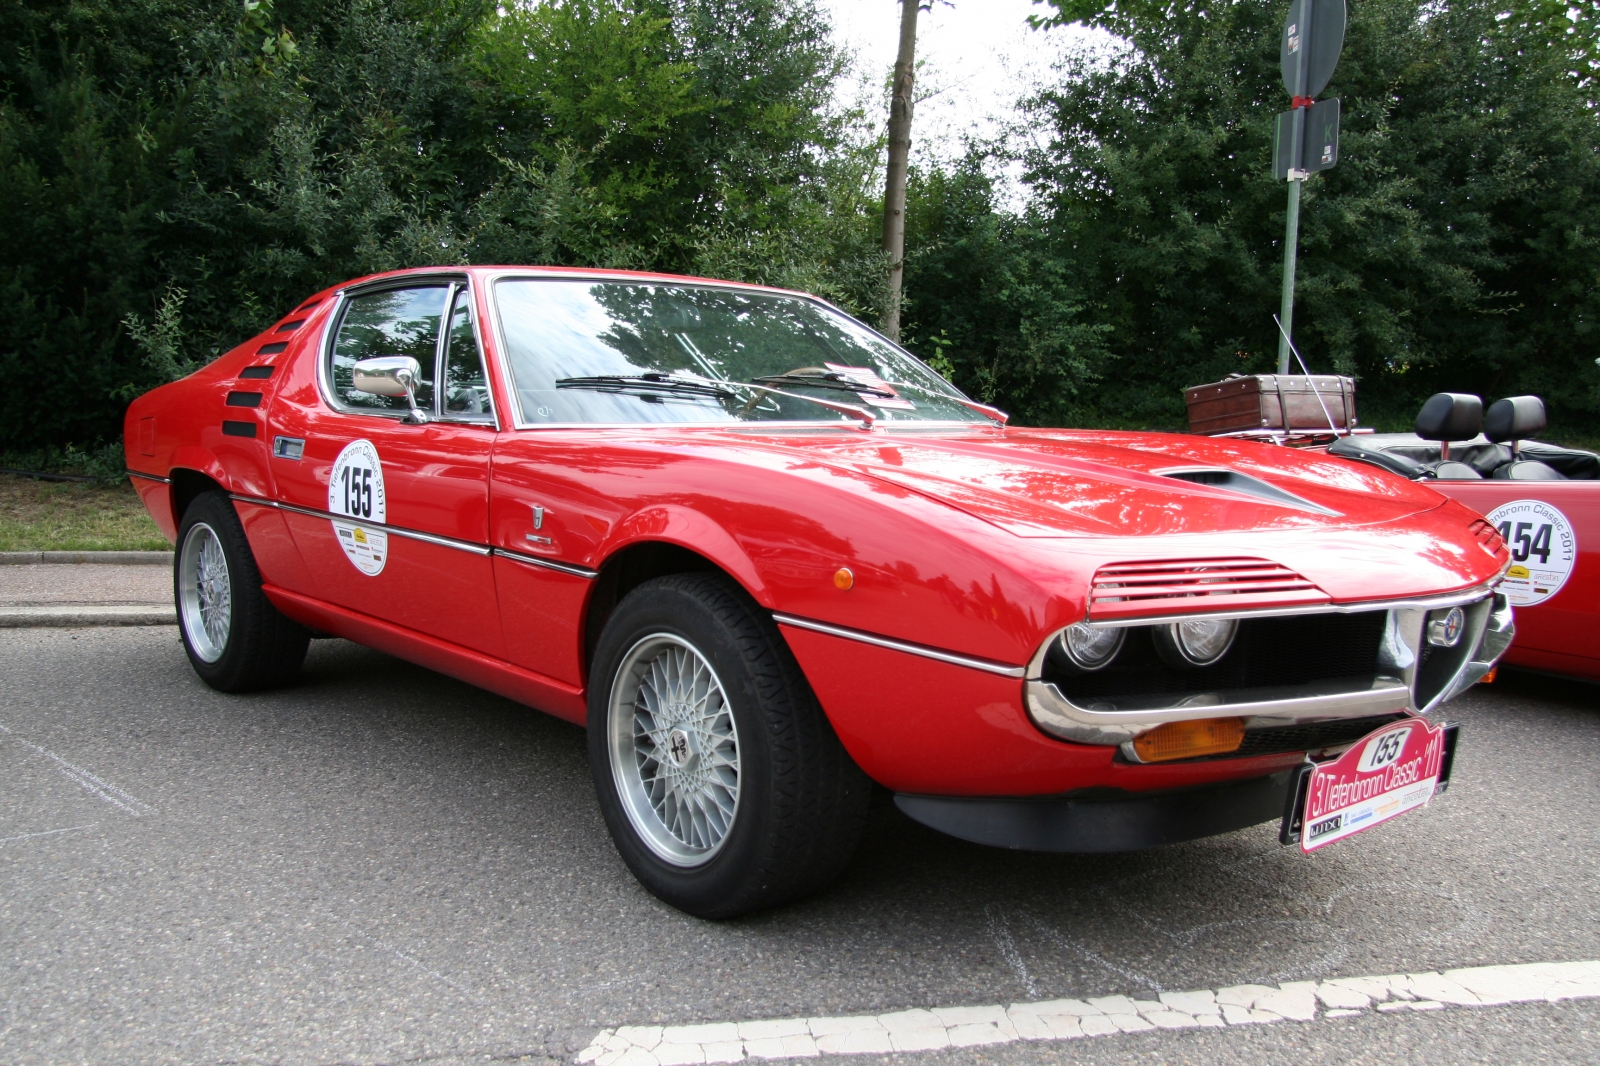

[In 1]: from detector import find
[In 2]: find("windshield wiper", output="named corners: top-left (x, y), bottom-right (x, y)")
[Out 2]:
top-left (557, 372), bottom-right (877, 428)
top-left (748, 372), bottom-right (899, 399)
top-left (555, 374), bottom-right (737, 399)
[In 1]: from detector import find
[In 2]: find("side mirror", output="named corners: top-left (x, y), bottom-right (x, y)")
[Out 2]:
top-left (352, 355), bottom-right (429, 423)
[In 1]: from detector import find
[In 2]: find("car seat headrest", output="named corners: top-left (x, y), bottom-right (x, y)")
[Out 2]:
top-left (1484, 395), bottom-right (1547, 443)
top-left (1414, 393), bottom-right (1483, 441)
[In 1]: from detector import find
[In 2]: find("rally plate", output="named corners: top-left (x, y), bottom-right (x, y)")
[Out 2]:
top-left (1280, 719), bottom-right (1459, 851)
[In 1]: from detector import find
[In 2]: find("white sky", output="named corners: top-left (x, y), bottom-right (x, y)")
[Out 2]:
top-left (820, 0), bottom-right (1096, 164)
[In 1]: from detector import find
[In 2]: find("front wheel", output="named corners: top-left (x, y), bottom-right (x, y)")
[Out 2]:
top-left (588, 573), bottom-right (871, 918)
top-left (176, 491), bottom-right (310, 692)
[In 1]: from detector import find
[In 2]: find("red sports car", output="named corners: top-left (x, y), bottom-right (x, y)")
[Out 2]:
top-left (125, 267), bottom-right (1512, 916)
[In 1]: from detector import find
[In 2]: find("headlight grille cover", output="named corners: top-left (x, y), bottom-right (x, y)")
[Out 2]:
top-left (1090, 557), bottom-right (1329, 621)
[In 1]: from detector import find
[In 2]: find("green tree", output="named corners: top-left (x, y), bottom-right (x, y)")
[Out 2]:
top-left (1029, 0), bottom-right (1600, 433)
top-left (0, 0), bottom-right (867, 451)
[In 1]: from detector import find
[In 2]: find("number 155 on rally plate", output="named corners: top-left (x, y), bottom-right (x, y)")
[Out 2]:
top-left (1280, 718), bottom-right (1460, 852)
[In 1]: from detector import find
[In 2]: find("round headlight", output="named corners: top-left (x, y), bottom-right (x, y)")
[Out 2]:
top-left (1057, 622), bottom-right (1125, 672)
top-left (1154, 617), bottom-right (1239, 667)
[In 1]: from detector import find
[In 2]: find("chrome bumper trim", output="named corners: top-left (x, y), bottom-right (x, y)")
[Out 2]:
top-left (772, 613), bottom-right (1027, 678)
top-left (1025, 589), bottom-right (1514, 748)
top-left (1029, 676), bottom-right (1414, 748)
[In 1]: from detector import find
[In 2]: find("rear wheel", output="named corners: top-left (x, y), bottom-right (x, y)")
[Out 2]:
top-left (176, 491), bottom-right (310, 692)
top-left (588, 573), bottom-right (871, 918)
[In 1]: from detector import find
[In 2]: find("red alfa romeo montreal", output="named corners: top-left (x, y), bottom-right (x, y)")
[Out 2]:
top-left (125, 267), bottom-right (1513, 916)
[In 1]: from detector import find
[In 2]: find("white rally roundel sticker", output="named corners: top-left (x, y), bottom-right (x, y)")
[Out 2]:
top-left (327, 439), bottom-right (389, 576)
top-left (1485, 498), bottom-right (1577, 606)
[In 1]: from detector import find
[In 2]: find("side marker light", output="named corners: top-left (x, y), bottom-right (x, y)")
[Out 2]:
top-left (1131, 717), bottom-right (1245, 763)
top-left (833, 568), bottom-right (854, 590)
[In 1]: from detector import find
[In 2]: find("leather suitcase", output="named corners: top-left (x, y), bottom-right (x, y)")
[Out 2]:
top-left (1185, 374), bottom-right (1356, 435)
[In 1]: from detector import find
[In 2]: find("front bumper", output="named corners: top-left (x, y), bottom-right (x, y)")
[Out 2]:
top-left (896, 770), bottom-right (1297, 852)
top-left (1025, 587), bottom-right (1514, 752)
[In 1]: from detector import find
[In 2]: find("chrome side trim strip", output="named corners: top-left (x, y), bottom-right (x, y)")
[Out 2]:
top-left (126, 470), bottom-right (170, 483)
top-left (771, 612), bottom-right (1026, 678)
top-left (230, 494), bottom-right (491, 556)
top-left (382, 525), bottom-right (491, 556)
top-left (491, 547), bottom-right (599, 579)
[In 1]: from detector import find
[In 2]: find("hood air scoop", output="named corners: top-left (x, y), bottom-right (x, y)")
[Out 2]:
top-left (1156, 467), bottom-right (1340, 516)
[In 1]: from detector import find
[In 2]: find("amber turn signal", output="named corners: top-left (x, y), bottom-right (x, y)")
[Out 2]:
top-left (1479, 666), bottom-right (1498, 684)
top-left (1130, 717), bottom-right (1245, 763)
top-left (833, 567), bottom-right (854, 590)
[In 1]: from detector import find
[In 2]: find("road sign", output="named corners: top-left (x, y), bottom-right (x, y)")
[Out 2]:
top-left (1274, 97), bottom-right (1340, 178)
top-left (1281, 0), bottom-right (1347, 98)
top-left (1274, 0), bottom-right (1347, 374)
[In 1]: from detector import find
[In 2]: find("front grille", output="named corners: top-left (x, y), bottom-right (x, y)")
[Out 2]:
top-left (1043, 610), bottom-right (1389, 700)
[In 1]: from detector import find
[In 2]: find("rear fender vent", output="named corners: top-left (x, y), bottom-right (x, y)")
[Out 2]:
top-left (1090, 557), bottom-right (1330, 621)
top-left (1156, 467), bottom-right (1338, 515)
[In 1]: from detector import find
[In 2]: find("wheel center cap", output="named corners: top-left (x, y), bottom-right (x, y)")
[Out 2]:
top-left (667, 728), bottom-right (695, 768)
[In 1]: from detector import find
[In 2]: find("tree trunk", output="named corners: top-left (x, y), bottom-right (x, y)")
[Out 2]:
top-left (881, 0), bottom-right (919, 342)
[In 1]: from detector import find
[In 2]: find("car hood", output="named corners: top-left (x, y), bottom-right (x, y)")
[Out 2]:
top-left (788, 429), bottom-right (1447, 537)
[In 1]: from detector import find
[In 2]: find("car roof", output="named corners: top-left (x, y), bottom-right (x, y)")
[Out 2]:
top-left (335, 264), bottom-right (814, 302)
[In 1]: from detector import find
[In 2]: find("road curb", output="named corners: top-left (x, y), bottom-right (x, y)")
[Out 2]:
top-left (0, 605), bottom-right (177, 627)
top-left (0, 551), bottom-right (173, 566)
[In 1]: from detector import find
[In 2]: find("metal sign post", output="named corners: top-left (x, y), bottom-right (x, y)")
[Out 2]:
top-left (1274, 0), bottom-right (1346, 373)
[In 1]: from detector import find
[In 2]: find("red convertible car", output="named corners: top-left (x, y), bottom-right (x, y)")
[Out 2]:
top-left (1324, 394), bottom-right (1599, 682)
top-left (126, 267), bottom-right (1512, 916)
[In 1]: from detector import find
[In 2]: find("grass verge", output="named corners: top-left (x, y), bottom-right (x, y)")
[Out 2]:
top-left (0, 475), bottom-right (169, 551)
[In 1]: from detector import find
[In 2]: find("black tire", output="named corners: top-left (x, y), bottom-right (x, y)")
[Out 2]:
top-left (587, 573), bottom-right (871, 918)
top-left (175, 490), bottom-right (310, 692)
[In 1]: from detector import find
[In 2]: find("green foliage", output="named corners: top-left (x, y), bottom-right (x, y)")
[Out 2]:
top-left (0, 0), bottom-right (863, 449)
top-left (898, 157), bottom-right (1111, 423)
top-left (4, 0), bottom-right (1599, 447)
top-left (1024, 0), bottom-right (1600, 433)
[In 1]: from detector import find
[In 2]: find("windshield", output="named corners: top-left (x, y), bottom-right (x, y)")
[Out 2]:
top-left (493, 279), bottom-right (987, 426)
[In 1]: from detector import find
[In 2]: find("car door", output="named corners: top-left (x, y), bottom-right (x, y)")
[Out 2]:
top-left (266, 276), bottom-right (505, 659)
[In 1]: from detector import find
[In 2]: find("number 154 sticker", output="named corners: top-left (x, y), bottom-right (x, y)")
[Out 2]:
top-left (328, 439), bottom-right (389, 576)
top-left (1485, 499), bottom-right (1576, 607)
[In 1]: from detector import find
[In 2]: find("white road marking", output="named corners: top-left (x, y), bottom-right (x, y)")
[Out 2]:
top-left (0, 719), bottom-right (152, 815)
top-left (0, 823), bottom-right (96, 846)
top-left (576, 959), bottom-right (1600, 1064)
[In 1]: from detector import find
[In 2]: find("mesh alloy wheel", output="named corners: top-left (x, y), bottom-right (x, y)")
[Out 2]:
top-left (178, 521), bottom-right (232, 663)
top-left (607, 633), bottom-right (741, 867)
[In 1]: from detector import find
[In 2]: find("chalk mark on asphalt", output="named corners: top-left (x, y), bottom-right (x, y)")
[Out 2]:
top-left (984, 905), bottom-right (1038, 999)
top-left (0, 823), bottom-right (96, 846)
top-left (0, 720), bottom-right (151, 816)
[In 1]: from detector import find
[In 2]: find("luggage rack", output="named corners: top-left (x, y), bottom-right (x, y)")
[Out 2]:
top-left (1206, 426), bottom-right (1373, 448)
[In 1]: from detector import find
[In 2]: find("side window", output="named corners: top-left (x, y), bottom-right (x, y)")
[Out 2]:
top-left (442, 288), bottom-right (493, 420)
top-left (329, 286), bottom-right (448, 414)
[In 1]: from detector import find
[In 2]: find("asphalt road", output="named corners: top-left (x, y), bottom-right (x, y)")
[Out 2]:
top-left (1, 627), bottom-right (1596, 1066)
